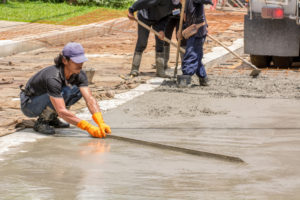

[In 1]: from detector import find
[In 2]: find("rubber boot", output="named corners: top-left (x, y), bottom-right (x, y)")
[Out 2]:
top-left (163, 45), bottom-right (170, 70)
top-left (130, 51), bottom-right (142, 77)
top-left (156, 52), bottom-right (170, 78)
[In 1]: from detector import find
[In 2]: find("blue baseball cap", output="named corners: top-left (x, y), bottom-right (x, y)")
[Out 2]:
top-left (62, 42), bottom-right (88, 64)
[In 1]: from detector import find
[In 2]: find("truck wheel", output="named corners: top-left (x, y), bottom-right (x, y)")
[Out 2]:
top-left (272, 56), bottom-right (293, 68)
top-left (250, 55), bottom-right (272, 68)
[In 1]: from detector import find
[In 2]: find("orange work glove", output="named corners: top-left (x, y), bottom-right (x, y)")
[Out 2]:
top-left (77, 120), bottom-right (106, 138)
top-left (92, 112), bottom-right (112, 135)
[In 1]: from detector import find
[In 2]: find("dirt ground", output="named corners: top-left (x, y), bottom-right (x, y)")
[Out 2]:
top-left (0, 9), bottom-right (248, 135)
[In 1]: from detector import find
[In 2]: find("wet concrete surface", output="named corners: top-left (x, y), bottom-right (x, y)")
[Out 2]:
top-left (1, 77), bottom-right (300, 199)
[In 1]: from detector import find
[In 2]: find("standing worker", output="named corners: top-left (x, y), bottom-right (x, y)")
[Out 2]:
top-left (163, 0), bottom-right (186, 70)
top-left (128, 0), bottom-right (172, 78)
top-left (181, 0), bottom-right (212, 86)
top-left (20, 42), bottom-right (111, 137)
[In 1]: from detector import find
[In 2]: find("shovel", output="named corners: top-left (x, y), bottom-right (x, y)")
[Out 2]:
top-left (207, 33), bottom-right (261, 77)
top-left (174, 0), bottom-right (187, 78)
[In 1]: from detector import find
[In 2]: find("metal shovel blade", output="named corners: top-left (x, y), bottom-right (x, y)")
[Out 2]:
top-left (249, 69), bottom-right (261, 78)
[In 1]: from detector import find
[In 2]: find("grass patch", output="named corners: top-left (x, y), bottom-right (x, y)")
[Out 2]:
top-left (0, 1), bottom-right (127, 25)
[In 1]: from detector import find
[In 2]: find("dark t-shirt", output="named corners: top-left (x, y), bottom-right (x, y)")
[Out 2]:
top-left (24, 65), bottom-right (88, 98)
top-left (185, 0), bottom-right (208, 38)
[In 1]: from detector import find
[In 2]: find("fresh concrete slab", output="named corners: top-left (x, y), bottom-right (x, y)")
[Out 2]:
top-left (0, 92), bottom-right (300, 199)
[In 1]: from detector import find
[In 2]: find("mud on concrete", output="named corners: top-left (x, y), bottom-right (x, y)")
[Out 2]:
top-left (161, 62), bottom-right (300, 100)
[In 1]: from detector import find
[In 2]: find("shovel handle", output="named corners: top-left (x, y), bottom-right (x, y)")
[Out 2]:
top-left (207, 33), bottom-right (259, 70)
top-left (134, 16), bottom-right (186, 54)
top-left (174, 0), bottom-right (187, 78)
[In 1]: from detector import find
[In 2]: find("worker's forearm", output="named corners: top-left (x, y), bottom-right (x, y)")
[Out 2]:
top-left (85, 96), bottom-right (101, 115)
top-left (57, 109), bottom-right (81, 126)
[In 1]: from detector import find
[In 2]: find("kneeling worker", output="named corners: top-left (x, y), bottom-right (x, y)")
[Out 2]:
top-left (20, 42), bottom-right (111, 137)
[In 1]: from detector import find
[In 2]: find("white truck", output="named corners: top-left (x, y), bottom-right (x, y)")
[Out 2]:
top-left (244, 0), bottom-right (300, 67)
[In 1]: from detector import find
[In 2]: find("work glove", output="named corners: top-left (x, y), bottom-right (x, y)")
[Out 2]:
top-left (92, 112), bottom-right (112, 135)
top-left (77, 120), bottom-right (106, 138)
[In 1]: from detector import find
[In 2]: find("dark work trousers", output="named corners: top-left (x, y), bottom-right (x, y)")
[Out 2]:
top-left (182, 35), bottom-right (207, 78)
top-left (20, 86), bottom-right (82, 118)
top-left (164, 17), bottom-right (186, 47)
top-left (135, 13), bottom-right (164, 53)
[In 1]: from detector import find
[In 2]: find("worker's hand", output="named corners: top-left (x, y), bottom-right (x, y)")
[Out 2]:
top-left (92, 112), bottom-right (112, 134)
top-left (158, 31), bottom-right (165, 41)
top-left (77, 120), bottom-right (106, 138)
top-left (127, 11), bottom-right (135, 21)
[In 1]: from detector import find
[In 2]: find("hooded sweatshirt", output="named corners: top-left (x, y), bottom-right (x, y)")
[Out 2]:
top-left (129, 0), bottom-right (172, 22)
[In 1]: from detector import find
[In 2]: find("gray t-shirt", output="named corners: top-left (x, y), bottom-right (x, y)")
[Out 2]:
top-left (24, 65), bottom-right (88, 98)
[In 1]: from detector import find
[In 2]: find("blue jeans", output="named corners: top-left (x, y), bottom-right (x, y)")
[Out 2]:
top-left (182, 35), bottom-right (207, 78)
top-left (20, 86), bottom-right (82, 118)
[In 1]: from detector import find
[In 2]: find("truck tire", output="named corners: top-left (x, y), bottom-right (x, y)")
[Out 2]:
top-left (272, 56), bottom-right (293, 68)
top-left (250, 55), bottom-right (271, 68)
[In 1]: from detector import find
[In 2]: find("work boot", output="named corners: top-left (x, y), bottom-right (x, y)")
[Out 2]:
top-left (44, 106), bottom-right (70, 128)
top-left (34, 106), bottom-right (58, 135)
top-left (156, 52), bottom-right (170, 78)
top-left (199, 77), bottom-right (209, 86)
top-left (49, 117), bottom-right (70, 128)
top-left (163, 45), bottom-right (170, 70)
top-left (130, 51), bottom-right (142, 77)
top-left (34, 117), bottom-right (55, 135)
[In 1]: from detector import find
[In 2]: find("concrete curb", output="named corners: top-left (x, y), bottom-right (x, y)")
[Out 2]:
top-left (0, 17), bottom-right (129, 58)
top-left (0, 40), bottom-right (44, 58)
top-left (203, 38), bottom-right (244, 68)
